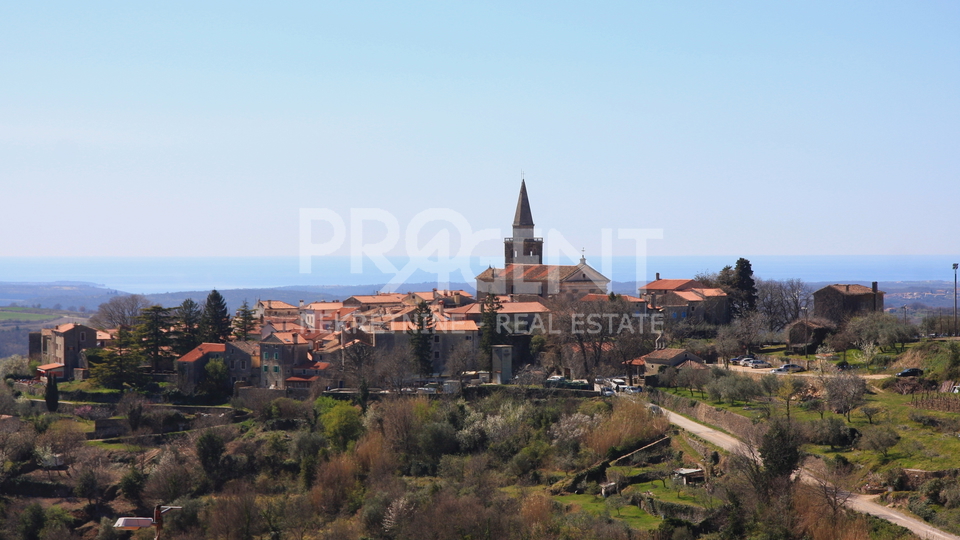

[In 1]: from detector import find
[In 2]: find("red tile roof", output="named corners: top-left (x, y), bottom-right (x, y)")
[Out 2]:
top-left (476, 264), bottom-right (584, 282)
top-left (37, 363), bottom-right (65, 371)
top-left (177, 343), bottom-right (226, 363)
top-left (640, 279), bottom-right (704, 292)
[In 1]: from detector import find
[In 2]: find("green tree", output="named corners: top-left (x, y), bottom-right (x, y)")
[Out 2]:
top-left (174, 298), bottom-right (203, 355)
top-left (89, 328), bottom-right (147, 389)
top-left (759, 418), bottom-right (804, 481)
top-left (730, 257), bottom-right (758, 317)
top-left (17, 503), bottom-right (45, 540)
top-left (196, 430), bottom-right (226, 485)
top-left (233, 299), bottom-right (256, 341)
top-left (478, 293), bottom-right (505, 370)
top-left (199, 289), bottom-right (232, 344)
top-left (44, 372), bottom-right (59, 413)
top-left (201, 358), bottom-right (230, 398)
top-left (322, 402), bottom-right (363, 452)
top-left (407, 300), bottom-right (434, 378)
top-left (136, 305), bottom-right (176, 371)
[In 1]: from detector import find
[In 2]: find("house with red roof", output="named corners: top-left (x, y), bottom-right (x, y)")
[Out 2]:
top-left (639, 274), bottom-right (729, 324)
top-left (175, 342), bottom-right (260, 395)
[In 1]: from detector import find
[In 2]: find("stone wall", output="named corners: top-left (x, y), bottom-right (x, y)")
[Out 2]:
top-left (648, 389), bottom-right (759, 441)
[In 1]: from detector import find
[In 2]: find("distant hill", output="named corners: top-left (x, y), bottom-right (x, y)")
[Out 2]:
top-left (0, 281), bottom-right (478, 313)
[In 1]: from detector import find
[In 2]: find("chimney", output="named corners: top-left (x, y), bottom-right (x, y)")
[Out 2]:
top-left (299, 299), bottom-right (304, 308)
top-left (872, 282), bottom-right (878, 293)
top-left (656, 272), bottom-right (660, 281)
top-left (845, 285), bottom-right (850, 292)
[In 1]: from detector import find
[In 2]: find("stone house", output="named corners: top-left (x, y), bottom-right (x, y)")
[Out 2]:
top-left (813, 282), bottom-right (884, 324)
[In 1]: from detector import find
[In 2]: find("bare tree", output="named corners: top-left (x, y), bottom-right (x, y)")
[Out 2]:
top-left (88, 294), bottom-right (151, 329)
top-left (377, 347), bottom-right (413, 393)
top-left (446, 341), bottom-right (477, 391)
top-left (823, 373), bottom-right (867, 421)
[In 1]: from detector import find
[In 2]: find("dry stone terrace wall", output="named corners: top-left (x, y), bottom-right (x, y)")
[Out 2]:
top-left (649, 389), bottom-right (759, 441)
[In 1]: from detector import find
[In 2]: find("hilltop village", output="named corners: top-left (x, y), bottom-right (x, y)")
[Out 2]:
top-left (2, 183), bottom-right (960, 540)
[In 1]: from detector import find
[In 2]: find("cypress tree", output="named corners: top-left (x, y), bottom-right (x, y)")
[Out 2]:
top-left (44, 372), bottom-right (59, 413)
top-left (407, 301), bottom-right (434, 378)
top-left (479, 294), bottom-right (505, 371)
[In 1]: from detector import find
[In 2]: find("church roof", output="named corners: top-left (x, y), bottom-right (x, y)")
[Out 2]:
top-left (513, 180), bottom-right (535, 228)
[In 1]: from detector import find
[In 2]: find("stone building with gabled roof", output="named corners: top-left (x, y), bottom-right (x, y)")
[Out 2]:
top-left (813, 282), bottom-right (884, 324)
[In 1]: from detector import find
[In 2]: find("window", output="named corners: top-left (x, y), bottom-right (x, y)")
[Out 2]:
top-left (465, 336), bottom-right (471, 340)
top-left (263, 366), bottom-right (268, 373)
top-left (273, 366), bottom-right (279, 373)
top-left (263, 352), bottom-right (268, 361)
top-left (434, 335), bottom-right (440, 343)
top-left (80, 332), bottom-right (86, 341)
top-left (274, 352), bottom-right (279, 360)
top-left (434, 351), bottom-right (440, 359)
top-left (230, 360), bottom-right (235, 369)
top-left (241, 361), bottom-right (246, 370)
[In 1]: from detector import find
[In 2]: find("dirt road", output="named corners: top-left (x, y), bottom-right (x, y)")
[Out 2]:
top-left (662, 409), bottom-right (960, 540)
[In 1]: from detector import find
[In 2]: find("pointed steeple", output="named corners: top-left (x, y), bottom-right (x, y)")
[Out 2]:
top-left (513, 180), bottom-right (535, 228)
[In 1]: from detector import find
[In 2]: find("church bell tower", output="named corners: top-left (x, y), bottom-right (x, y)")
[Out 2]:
top-left (504, 180), bottom-right (543, 265)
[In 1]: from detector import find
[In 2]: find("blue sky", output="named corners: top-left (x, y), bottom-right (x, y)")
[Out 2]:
top-left (1, 2), bottom-right (958, 258)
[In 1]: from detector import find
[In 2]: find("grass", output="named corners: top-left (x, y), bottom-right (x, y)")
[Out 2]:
top-left (552, 493), bottom-right (662, 530)
top-left (0, 310), bottom-right (59, 322)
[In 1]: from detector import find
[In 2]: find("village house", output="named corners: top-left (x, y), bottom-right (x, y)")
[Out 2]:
top-left (813, 282), bottom-right (885, 324)
top-left (639, 274), bottom-right (729, 325)
top-left (175, 342), bottom-right (260, 395)
top-left (260, 332), bottom-right (313, 390)
top-left (639, 348), bottom-right (705, 372)
top-left (35, 323), bottom-right (98, 380)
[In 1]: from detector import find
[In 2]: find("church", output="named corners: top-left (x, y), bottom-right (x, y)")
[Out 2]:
top-left (475, 181), bottom-right (610, 300)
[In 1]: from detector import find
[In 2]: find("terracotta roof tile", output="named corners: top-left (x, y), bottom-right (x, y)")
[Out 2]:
top-left (177, 343), bottom-right (226, 363)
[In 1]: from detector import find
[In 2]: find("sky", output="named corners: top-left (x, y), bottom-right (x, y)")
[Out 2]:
top-left (1, 1), bottom-right (958, 259)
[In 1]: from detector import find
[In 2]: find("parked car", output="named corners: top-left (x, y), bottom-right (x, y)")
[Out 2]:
top-left (747, 359), bottom-right (772, 369)
top-left (781, 363), bottom-right (805, 373)
top-left (600, 387), bottom-right (616, 397)
top-left (771, 367), bottom-right (790, 374)
top-left (622, 386), bottom-right (643, 394)
top-left (896, 368), bottom-right (924, 378)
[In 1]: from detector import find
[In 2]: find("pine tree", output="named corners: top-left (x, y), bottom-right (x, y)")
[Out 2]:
top-left (407, 301), bottom-right (434, 378)
top-left (733, 257), bottom-right (758, 314)
top-left (233, 300), bottom-right (256, 341)
top-left (479, 294), bottom-right (505, 371)
top-left (174, 298), bottom-right (203, 355)
top-left (44, 372), bottom-right (59, 413)
top-left (199, 290), bottom-right (231, 344)
top-left (89, 328), bottom-right (147, 389)
top-left (136, 305), bottom-right (175, 371)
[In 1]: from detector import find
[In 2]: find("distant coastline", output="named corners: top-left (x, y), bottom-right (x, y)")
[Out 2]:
top-left (0, 255), bottom-right (956, 295)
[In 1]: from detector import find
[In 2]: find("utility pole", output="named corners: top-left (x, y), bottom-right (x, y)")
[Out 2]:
top-left (954, 263), bottom-right (958, 338)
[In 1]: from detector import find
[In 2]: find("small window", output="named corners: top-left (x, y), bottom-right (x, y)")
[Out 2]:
top-left (465, 336), bottom-right (471, 340)
top-left (434, 351), bottom-right (440, 359)
top-left (434, 335), bottom-right (440, 343)
top-left (263, 352), bottom-right (268, 361)
top-left (241, 361), bottom-right (246, 370)
top-left (273, 366), bottom-right (279, 373)
top-left (230, 360), bottom-right (235, 369)
top-left (274, 352), bottom-right (279, 360)
top-left (263, 366), bottom-right (268, 373)
top-left (80, 332), bottom-right (86, 341)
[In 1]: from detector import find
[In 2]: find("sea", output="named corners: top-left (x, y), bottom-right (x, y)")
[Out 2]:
top-left (0, 255), bottom-right (956, 294)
